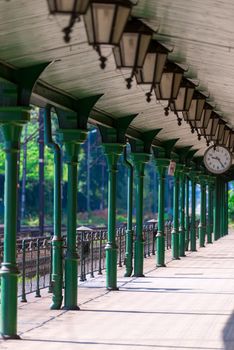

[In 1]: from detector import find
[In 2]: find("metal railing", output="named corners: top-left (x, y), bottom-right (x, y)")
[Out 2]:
top-left (0, 222), bottom-right (175, 299)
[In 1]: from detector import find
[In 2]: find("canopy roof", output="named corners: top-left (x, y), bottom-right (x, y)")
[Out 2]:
top-left (0, 0), bottom-right (234, 157)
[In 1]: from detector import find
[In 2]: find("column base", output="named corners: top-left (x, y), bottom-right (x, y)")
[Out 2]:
top-left (62, 305), bottom-right (80, 311)
top-left (124, 272), bottom-right (132, 277)
top-left (0, 334), bottom-right (21, 340)
top-left (106, 287), bottom-right (119, 291)
top-left (133, 274), bottom-right (145, 277)
top-left (156, 264), bottom-right (166, 267)
top-left (172, 257), bottom-right (180, 260)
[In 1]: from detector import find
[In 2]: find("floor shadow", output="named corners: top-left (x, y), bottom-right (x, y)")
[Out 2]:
top-left (22, 338), bottom-right (221, 349)
top-left (83, 308), bottom-right (230, 317)
top-left (222, 311), bottom-right (234, 349)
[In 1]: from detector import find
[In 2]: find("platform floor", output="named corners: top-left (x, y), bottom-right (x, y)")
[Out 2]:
top-left (2, 232), bottom-right (234, 350)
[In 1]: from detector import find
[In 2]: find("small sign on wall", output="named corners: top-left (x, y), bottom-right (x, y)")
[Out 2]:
top-left (168, 160), bottom-right (176, 176)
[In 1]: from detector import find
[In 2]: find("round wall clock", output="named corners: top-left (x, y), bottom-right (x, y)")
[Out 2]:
top-left (204, 145), bottom-right (232, 174)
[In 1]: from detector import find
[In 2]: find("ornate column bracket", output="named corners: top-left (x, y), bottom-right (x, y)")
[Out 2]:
top-left (98, 115), bottom-right (138, 288)
top-left (130, 129), bottom-right (162, 277)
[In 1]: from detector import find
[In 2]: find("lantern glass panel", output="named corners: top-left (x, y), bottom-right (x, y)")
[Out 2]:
top-left (84, 2), bottom-right (131, 45)
top-left (119, 33), bottom-right (138, 67)
top-left (187, 98), bottom-right (205, 121)
top-left (138, 34), bottom-right (152, 67)
top-left (228, 132), bottom-right (234, 149)
top-left (135, 52), bottom-right (167, 84)
top-left (113, 18), bottom-right (153, 69)
top-left (155, 71), bottom-right (183, 100)
top-left (196, 108), bottom-right (212, 129)
top-left (48, 0), bottom-right (90, 13)
top-left (223, 128), bottom-right (230, 146)
top-left (218, 123), bottom-right (225, 142)
top-left (175, 86), bottom-right (194, 111)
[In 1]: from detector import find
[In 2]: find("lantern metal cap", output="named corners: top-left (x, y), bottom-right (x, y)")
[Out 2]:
top-left (89, 0), bottom-right (133, 5)
top-left (162, 60), bottom-right (186, 74)
top-left (123, 17), bottom-right (154, 35)
top-left (147, 39), bottom-right (170, 54)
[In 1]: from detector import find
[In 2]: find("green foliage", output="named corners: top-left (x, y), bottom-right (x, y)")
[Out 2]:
top-left (228, 188), bottom-right (234, 222)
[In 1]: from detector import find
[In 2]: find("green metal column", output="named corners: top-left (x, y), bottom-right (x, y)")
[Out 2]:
top-left (155, 160), bottom-right (169, 267)
top-left (59, 129), bottom-right (87, 310)
top-left (103, 144), bottom-right (124, 289)
top-left (123, 147), bottom-right (134, 277)
top-left (214, 176), bottom-right (220, 240)
top-left (179, 171), bottom-right (186, 257)
top-left (44, 108), bottom-right (63, 309)
top-left (185, 175), bottom-right (190, 251)
top-left (190, 172), bottom-right (197, 251)
top-left (0, 108), bottom-right (30, 339)
top-left (132, 153), bottom-right (151, 277)
top-left (172, 171), bottom-right (180, 260)
top-left (199, 176), bottom-right (207, 248)
top-left (225, 182), bottom-right (229, 235)
top-left (207, 178), bottom-right (213, 244)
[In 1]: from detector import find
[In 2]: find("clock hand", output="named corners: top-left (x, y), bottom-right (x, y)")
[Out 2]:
top-left (211, 156), bottom-right (225, 168)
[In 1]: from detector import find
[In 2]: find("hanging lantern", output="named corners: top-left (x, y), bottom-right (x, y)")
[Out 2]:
top-left (113, 17), bottom-right (154, 89)
top-left (134, 40), bottom-right (169, 102)
top-left (213, 119), bottom-right (226, 146)
top-left (47, 0), bottom-right (90, 42)
top-left (83, 0), bottom-right (133, 69)
top-left (228, 131), bottom-right (234, 152)
top-left (182, 90), bottom-right (206, 133)
top-left (190, 102), bottom-right (213, 140)
top-left (221, 126), bottom-right (232, 147)
top-left (154, 61), bottom-right (185, 124)
top-left (203, 112), bottom-right (220, 146)
top-left (169, 77), bottom-right (196, 126)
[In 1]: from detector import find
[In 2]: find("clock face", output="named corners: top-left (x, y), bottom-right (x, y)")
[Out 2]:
top-left (204, 146), bottom-right (232, 174)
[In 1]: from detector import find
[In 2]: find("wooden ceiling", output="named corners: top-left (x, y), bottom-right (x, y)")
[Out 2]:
top-left (1, 0), bottom-right (234, 156)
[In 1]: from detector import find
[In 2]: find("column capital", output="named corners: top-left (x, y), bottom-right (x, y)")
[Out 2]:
top-left (154, 158), bottom-right (170, 169)
top-left (102, 143), bottom-right (124, 156)
top-left (198, 174), bottom-right (209, 186)
top-left (131, 152), bottom-right (151, 164)
top-left (103, 143), bottom-right (124, 169)
top-left (0, 106), bottom-right (30, 124)
top-left (57, 129), bottom-right (87, 144)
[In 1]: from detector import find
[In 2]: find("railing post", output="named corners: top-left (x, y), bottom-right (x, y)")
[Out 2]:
top-left (35, 239), bottom-right (41, 298)
top-left (21, 239), bottom-right (27, 303)
top-left (98, 231), bottom-right (103, 275)
top-left (90, 232), bottom-right (94, 278)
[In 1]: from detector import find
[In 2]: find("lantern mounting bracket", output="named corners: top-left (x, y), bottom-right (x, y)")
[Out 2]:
top-left (62, 13), bottom-right (80, 43)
